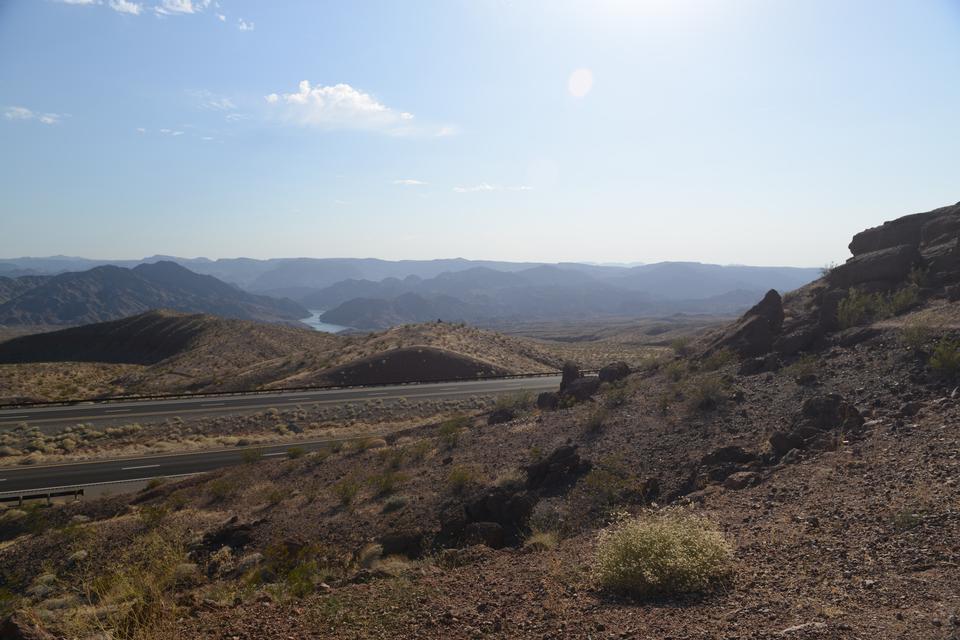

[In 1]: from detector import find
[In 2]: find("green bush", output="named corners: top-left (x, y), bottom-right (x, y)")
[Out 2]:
top-left (701, 348), bottom-right (735, 372)
top-left (286, 446), bottom-right (306, 459)
top-left (495, 391), bottom-right (534, 412)
top-left (929, 337), bottom-right (960, 378)
top-left (523, 530), bottom-right (558, 552)
top-left (241, 447), bottom-right (264, 464)
top-left (438, 415), bottom-right (470, 449)
top-left (593, 511), bottom-right (732, 598)
top-left (685, 375), bottom-right (728, 411)
top-left (663, 360), bottom-right (686, 382)
top-left (584, 407), bottom-right (609, 433)
top-left (368, 471), bottom-right (407, 497)
top-left (838, 286), bottom-right (921, 329)
top-left (446, 465), bottom-right (478, 495)
top-left (332, 476), bottom-right (361, 507)
top-left (670, 337), bottom-right (692, 357)
top-left (900, 321), bottom-right (935, 352)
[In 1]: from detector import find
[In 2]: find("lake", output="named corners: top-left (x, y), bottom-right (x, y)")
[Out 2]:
top-left (303, 310), bottom-right (351, 334)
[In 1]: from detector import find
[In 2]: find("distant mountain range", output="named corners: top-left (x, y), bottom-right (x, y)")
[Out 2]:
top-left (0, 255), bottom-right (820, 329)
top-left (0, 261), bottom-right (308, 326)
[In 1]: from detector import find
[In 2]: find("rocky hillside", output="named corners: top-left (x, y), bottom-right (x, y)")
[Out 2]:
top-left (1, 202), bottom-right (958, 639)
top-left (0, 261), bottom-right (309, 326)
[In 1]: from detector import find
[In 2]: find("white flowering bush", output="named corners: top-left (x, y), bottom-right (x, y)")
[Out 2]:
top-left (593, 510), bottom-right (732, 597)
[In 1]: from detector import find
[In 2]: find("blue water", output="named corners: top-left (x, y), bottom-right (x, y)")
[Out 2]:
top-left (303, 311), bottom-right (351, 334)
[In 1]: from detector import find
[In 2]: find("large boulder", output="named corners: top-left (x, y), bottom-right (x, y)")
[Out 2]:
top-left (561, 377), bottom-right (600, 403)
top-left (849, 212), bottom-right (930, 256)
top-left (598, 361), bottom-right (631, 384)
top-left (560, 361), bottom-right (581, 392)
top-left (827, 244), bottom-right (920, 288)
top-left (524, 445), bottom-right (591, 491)
top-left (536, 391), bottom-right (559, 411)
top-left (708, 289), bottom-right (784, 357)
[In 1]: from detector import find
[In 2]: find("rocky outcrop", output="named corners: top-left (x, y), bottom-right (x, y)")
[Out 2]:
top-left (706, 289), bottom-right (784, 357)
top-left (827, 244), bottom-right (920, 289)
top-left (560, 361), bottom-right (581, 392)
top-left (598, 361), bottom-right (631, 384)
top-left (769, 394), bottom-right (864, 458)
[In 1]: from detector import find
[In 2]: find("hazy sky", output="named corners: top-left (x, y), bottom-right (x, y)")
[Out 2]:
top-left (1, 0), bottom-right (958, 266)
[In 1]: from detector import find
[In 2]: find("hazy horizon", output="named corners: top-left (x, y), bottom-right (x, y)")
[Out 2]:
top-left (2, 1), bottom-right (958, 266)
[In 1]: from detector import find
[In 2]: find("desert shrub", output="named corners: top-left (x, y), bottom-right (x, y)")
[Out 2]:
top-left (446, 465), bottom-right (479, 495)
top-left (241, 448), bottom-right (264, 464)
top-left (603, 385), bottom-right (629, 409)
top-left (880, 285), bottom-right (920, 317)
top-left (332, 476), bottom-right (361, 507)
top-left (838, 289), bottom-right (881, 329)
top-left (838, 286), bottom-right (921, 329)
top-left (403, 440), bottom-right (433, 463)
top-left (71, 530), bottom-right (185, 638)
top-left (382, 496), bottom-right (408, 513)
top-left (663, 360), bottom-right (686, 382)
top-left (286, 446), bottom-right (306, 459)
top-left (208, 478), bottom-right (236, 503)
top-left (352, 437), bottom-right (386, 452)
top-left (0, 586), bottom-right (18, 618)
top-left (685, 374), bottom-right (728, 411)
top-left (670, 337), bottom-right (692, 357)
top-left (139, 504), bottom-right (168, 529)
top-left (593, 510), bottom-right (732, 598)
top-left (701, 348), bottom-right (735, 372)
top-left (929, 337), bottom-right (960, 378)
top-left (144, 478), bottom-right (165, 491)
top-left (368, 471), bottom-right (407, 497)
top-left (582, 458), bottom-right (634, 510)
top-left (438, 415), bottom-right (470, 449)
top-left (783, 354), bottom-right (818, 379)
top-left (495, 391), bottom-right (533, 412)
top-left (584, 407), bottom-right (609, 433)
top-left (377, 447), bottom-right (405, 470)
top-left (907, 265), bottom-right (929, 288)
top-left (900, 321), bottom-right (936, 352)
top-left (523, 530), bottom-right (558, 552)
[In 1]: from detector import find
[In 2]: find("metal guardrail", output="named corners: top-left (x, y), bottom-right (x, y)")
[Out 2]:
top-left (0, 488), bottom-right (83, 506)
top-left (0, 370), bottom-right (592, 411)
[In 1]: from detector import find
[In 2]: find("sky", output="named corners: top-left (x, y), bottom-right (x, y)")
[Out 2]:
top-left (1, 0), bottom-right (958, 267)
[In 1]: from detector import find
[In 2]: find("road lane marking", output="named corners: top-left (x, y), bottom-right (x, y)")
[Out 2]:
top-left (105, 409), bottom-right (131, 414)
top-left (263, 452), bottom-right (287, 457)
top-left (121, 464), bottom-right (161, 470)
top-left (200, 403), bottom-right (226, 407)
top-left (1, 415), bottom-right (28, 420)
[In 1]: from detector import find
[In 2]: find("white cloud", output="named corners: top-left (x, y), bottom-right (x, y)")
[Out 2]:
top-left (225, 112), bottom-right (249, 122)
top-left (237, 18), bottom-right (254, 31)
top-left (159, 128), bottom-right (185, 136)
top-left (201, 136), bottom-right (214, 141)
top-left (58, 0), bottom-right (98, 5)
top-left (136, 127), bottom-right (147, 133)
top-left (393, 179), bottom-right (427, 186)
top-left (108, 0), bottom-right (141, 14)
top-left (154, 0), bottom-right (211, 15)
top-left (191, 90), bottom-right (236, 111)
top-left (264, 81), bottom-right (415, 132)
top-left (4, 106), bottom-right (64, 125)
top-left (436, 125), bottom-right (457, 137)
top-left (4, 106), bottom-right (34, 120)
top-left (216, 12), bottom-right (226, 21)
top-left (453, 183), bottom-right (532, 193)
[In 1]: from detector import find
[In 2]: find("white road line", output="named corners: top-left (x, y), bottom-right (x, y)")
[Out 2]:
top-left (200, 403), bottom-right (226, 407)
top-left (105, 409), bottom-right (131, 414)
top-left (263, 452), bottom-right (287, 457)
top-left (368, 391), bottom-right (391, 396)
top-left (1, 415), bottom-right (28, 419)
top-left (121, 464), bottom-right (161, 471)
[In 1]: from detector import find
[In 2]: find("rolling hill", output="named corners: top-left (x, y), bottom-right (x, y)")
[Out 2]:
top-left (0, 261), bottom-right (309, 326)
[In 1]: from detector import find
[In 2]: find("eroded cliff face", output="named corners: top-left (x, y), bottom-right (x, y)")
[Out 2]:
top-left (707, 201), bottom-right (960, 359)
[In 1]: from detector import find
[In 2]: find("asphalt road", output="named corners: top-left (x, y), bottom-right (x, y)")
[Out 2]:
top-left (0, 375), bottom-right (561, 495)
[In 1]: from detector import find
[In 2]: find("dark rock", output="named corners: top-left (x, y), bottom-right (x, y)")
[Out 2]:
top-left (199, 516), bottom-right (262, 552)
top-left (707, 290), bottom-right (784, 357)
top-left (946, 284), bottom-right (960, 302)
top-left (898, 401), bottom-right (922, 417)
top-left (775, 328), bottom-right (822, 355)
top-left (849, 212), bottom-right (929, 256)
top-left (561, 377), bottom-right (601, 403)
top-left (536, 391), bottom-right (559, 410)
top-left (701, 446), bottom-right (756, 466)
top-left (441, 456), bottom-right (453, 465)
top-left (828, 244), bottom-right (920, 288)
top-left (380, 531), bottom-right (426, 558)
top-left (598, 361), bottom-right (631, 384)
top-left (800, 394), bottom-right (864, 431)
top-left (723, 471), bottom-right (761, 490)
top-left (560, 361), bottom-right (581, 392)
top-left (464, 522), bottom-right (505, 549)
top-left (465, 487), bottom-right (536, 533)
top-left (487, 408), bottom-right (515, 425)
top-left (0, 614), bottom-right (54, 640)
top-left (835, 327), bottom-right (879, 347)
top-left (525, 445), bottom-right (590, 491)
top-left (795, 373), bottom-right (818, 386)
top-left (770, 431), bottom-right (805, 457)
top-left (738, 357), bottom-right (766, 376)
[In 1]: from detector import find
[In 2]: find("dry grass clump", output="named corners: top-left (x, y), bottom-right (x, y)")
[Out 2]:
top-left (593, 510), bottom-right (732, 598)
top-left (929, 336), bottom-right (960, 379)
top-left (523, 529), bottom-right (559, 552)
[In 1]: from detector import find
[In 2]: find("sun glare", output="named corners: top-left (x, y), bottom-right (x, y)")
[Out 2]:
top-left (567, 68), bottom-right (594, 98)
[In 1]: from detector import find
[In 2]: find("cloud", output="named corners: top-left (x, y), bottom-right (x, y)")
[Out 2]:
top-left (154, 0), bottom-right (211, 15)
top-left (216, 13), bottom-right (226, 21)
top-left (264, 81), bottom-right (416, 132)
top-left (237, 18), bottom-right (254, 31)
top-left (225, 112), bottom-right (249, 122)
top-left (159, 128), bottom-right (185, 136)
top-left (4, 106), bottom-right (64, 125)
top-left (191, 90), bottom-right (236, 111)
top-left (136, 127), bottom-right (147, 133)
top-left (393, 179), bottom-right (427, 186)
top-left (108, 0), bottom-right (141, 14)
top-left (57, 0), bottom-right (98, 4)
top-left (453, 183), bottom-right (532, 193)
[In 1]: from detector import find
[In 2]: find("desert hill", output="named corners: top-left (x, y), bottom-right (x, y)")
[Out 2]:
top-left (0, 261), bottom-right (309, 327)
top-left (0, 310), bottom-right (563, 401)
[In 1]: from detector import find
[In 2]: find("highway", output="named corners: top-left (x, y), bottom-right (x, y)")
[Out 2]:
top-left (0, 375), bottom-right (561, 495)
